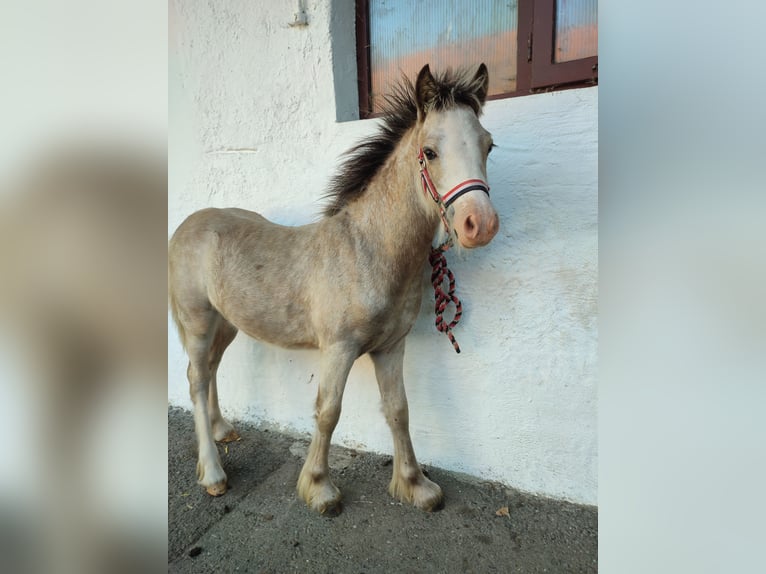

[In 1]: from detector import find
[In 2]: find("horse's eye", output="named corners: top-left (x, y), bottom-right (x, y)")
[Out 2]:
top-left (488, 142), bottom-right (496, 154)
top-left (423, 148), bottom-right (437, 161)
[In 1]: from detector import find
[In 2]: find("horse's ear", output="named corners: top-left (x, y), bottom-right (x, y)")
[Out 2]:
top-left (415, 64), bottom-right (437, 120)
top-left (472, 63), bottom-right (489, 105)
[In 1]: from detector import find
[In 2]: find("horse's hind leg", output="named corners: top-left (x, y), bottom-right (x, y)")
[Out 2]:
top-left (183, 308), bottom-right (229, 496)
top-left (297, 343), bottom-right (357, 515)
top-left (207, 319), bottom-right (239, 442)
top-left (370, 338), bottom-right (444, 511)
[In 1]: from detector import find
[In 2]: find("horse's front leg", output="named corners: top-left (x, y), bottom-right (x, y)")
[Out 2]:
top-left (297, 343), bottom-right (357, 515)
top-left (370, 338), bottom-right (444, 511)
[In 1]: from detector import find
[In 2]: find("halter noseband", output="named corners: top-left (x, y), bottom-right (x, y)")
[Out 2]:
top-left (417, 147), bottom-right (490, 228)
top-left (417, 147), bottom-right (491, 354)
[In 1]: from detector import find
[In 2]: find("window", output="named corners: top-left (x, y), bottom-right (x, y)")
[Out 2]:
top-left (356, 0), bottom-right (598, 117)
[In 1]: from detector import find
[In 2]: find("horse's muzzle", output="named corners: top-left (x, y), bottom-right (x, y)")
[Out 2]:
top-left (454, 197), bottom-right (499, 248)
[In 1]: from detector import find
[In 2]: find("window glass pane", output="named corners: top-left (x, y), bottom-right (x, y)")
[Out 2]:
top-left (369, 0), bottom-right (518, 114)
top-left (554, 0), bottom-right (598, 63)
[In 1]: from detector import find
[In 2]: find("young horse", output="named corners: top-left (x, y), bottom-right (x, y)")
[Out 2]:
top-left (169, 64), bottom-right (499, 515)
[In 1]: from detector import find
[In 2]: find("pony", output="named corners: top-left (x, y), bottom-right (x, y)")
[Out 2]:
top-left (169, 64), bottom-right (499, 515)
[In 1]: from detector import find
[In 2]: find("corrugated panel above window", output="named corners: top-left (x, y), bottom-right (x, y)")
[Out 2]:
top-left (368, 0), bottom-right (518, 114)
top-left (554, 0), bottom-right (598, 63)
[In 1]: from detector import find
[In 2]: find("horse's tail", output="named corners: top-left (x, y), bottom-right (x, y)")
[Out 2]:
top-left (168, 209), bottom-right (221, 354)
top-left (168, 267), bottom-right (188, 352)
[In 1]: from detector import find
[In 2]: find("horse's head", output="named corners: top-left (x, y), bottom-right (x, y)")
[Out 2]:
top-left (414, 64), bottom-right (499, 249)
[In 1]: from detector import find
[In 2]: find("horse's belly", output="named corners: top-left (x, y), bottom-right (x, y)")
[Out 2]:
top-left (243, 321), bottom-right (318, 350)
top-left (215, 298), bottom-right (318, 350)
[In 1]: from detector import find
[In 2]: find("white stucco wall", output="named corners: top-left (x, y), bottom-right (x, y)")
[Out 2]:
top-left (169, 0), bottom-right (597, 505)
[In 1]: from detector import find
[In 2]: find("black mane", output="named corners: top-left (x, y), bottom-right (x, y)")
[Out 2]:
top-left (322, 67), bottom-right (485, 218)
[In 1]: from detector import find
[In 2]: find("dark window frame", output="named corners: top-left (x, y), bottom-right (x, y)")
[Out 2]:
top-left (356, 0), bottom-right (598, 118)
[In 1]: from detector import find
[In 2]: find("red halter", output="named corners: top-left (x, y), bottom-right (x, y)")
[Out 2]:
top-left (417, 147), bottom-right (490, 234)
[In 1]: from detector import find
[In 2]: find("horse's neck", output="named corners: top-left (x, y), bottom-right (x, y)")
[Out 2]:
top-left (341, 135), bottom-right (438, 277)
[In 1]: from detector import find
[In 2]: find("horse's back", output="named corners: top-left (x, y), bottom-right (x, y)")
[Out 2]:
top-left (171, 207), bottom-right (269, 240)
top-left (169, 207), bottom-right (287, 261)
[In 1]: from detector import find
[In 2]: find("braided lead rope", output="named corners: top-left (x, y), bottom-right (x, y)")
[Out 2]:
top-left (429, 243), bottom-right (462, 354)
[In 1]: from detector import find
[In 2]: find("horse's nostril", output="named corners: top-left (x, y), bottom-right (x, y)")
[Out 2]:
top-left (464, 214), bottom-right (479, 238)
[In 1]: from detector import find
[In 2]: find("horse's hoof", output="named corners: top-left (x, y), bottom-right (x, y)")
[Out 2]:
top-left (320, 500), bottom-right (343, 517)
top-left (418, 488), bottom-right (444, 512)
top-left (391, 475), bottom-right (444, 512)
top-left (217, 429), bottom-right (241, 443)
top-left (412, 489), bottom-right (444, 512)
top-left (206, 480), bottom-right (227, 497)
top-left (426, 495), bottom-right (445, 512)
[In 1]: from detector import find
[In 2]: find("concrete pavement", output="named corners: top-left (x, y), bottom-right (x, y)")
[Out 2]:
top-left (168, 406), bottom-right (597, 573)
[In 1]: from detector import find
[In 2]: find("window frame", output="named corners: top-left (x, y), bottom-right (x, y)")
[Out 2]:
top-left (529, 0), bottom-right (598, 90)
top-left (355, 0), bottom-right (598, 118)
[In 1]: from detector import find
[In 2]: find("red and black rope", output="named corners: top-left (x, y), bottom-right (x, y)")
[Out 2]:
top-left (429, 243), bottom-right (462, 354)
